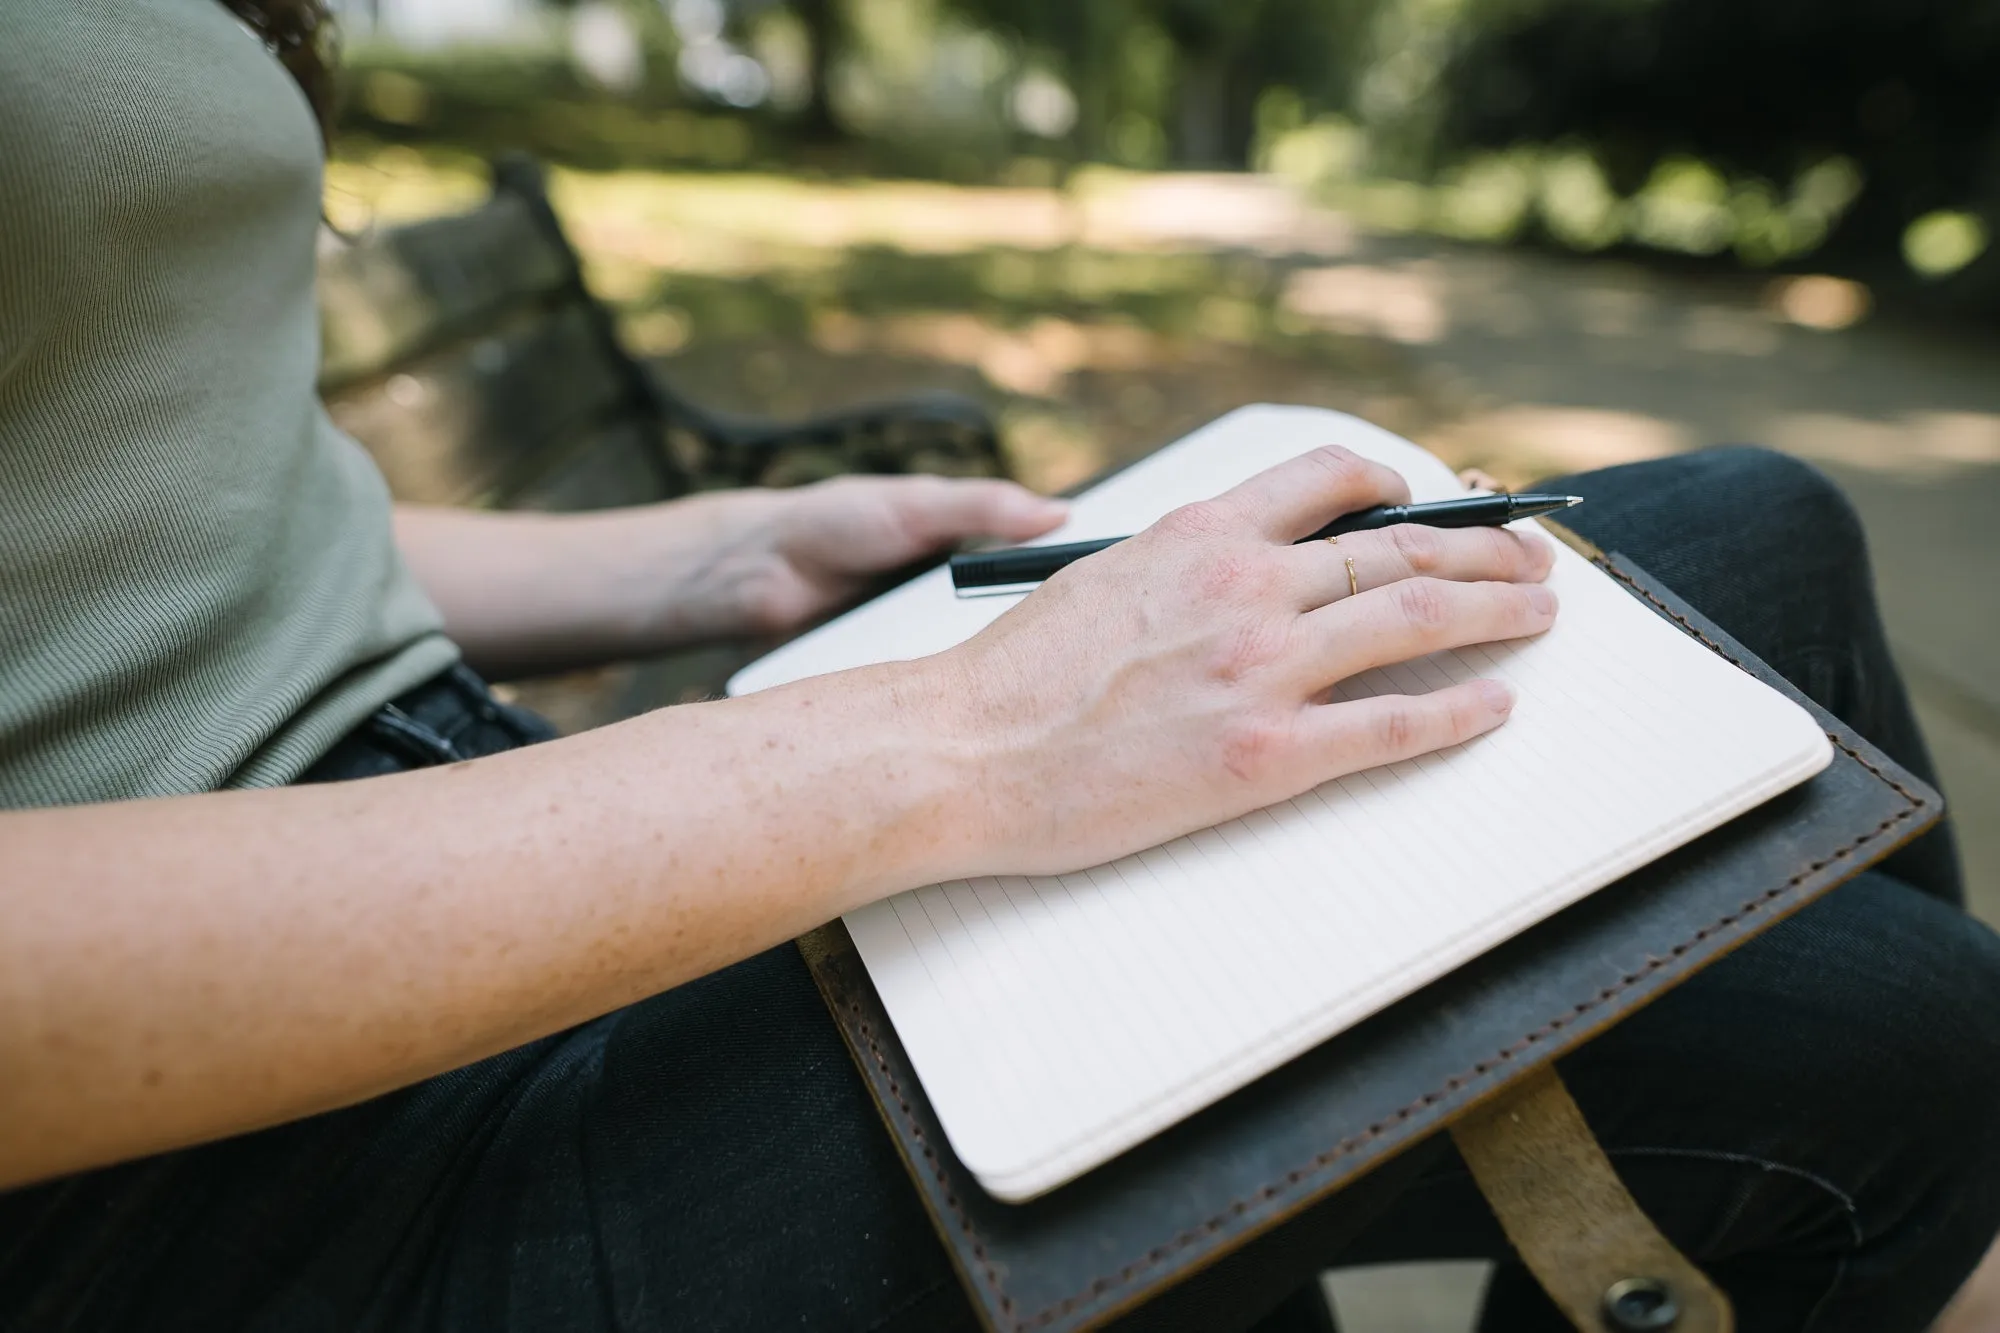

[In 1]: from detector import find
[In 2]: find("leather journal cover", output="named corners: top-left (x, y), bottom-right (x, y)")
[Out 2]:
top-left (795, 546), bottom-right (1942, 1333)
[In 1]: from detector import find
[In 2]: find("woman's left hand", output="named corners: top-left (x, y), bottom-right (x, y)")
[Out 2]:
top-left (713, 474), bottom-right (1070, 636)
top-left (394, 475), bottom-right (1068, 677)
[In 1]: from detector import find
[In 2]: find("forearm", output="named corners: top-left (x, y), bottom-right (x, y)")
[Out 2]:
top-left (392, 496), bottom-right (788, 679)
top-left (0, 665), bottom-right (970, 1189)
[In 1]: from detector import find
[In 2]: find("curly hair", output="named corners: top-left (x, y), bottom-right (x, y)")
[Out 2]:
top-left (217, 0), bottom-right (337, 142)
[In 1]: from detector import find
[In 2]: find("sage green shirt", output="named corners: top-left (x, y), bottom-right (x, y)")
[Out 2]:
top-left (0, 0), bottom-right (458, 808)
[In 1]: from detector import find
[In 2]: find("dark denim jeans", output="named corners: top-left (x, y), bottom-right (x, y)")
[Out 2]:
top-left (3, 449), bottom-right (1998, 1333)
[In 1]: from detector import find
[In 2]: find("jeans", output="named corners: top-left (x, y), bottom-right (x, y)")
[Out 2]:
top-left (2, 449), bottom-right (1996, 1333)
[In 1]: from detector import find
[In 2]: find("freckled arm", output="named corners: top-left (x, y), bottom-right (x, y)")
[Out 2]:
top-left (0, 661), bottom-right (980, 1189)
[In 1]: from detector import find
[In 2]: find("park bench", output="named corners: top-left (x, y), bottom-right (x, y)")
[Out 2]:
top-left (315, 154), bottom-right (1008, 719)
top-left (313, 159), bottom-right (1729, 1333)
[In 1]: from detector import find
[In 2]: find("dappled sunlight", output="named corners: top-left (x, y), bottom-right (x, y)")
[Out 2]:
top-left (1422, 406), bottom-right (1691, 482)
top-left (812, 312), bottom-right (1162, 396)
top-left (334, 145), bottom-right (1374, 268)
top-left (1764, 274), bottom-right (1872, 331)
top-left (1280, 263), bottom-right (1447, 345)
top-left (322, 148), bottom-right (2000, 499)
top-left (324, 145), bottom-right (491, 231)
top-left (1074, 171), bottom-right (1357, 256)
top-left (1766, 411), bottom-right (2000, 476)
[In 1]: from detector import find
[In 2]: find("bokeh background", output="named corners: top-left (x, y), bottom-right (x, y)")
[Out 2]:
top-left (319, 2), bottom-right (2000, 1323)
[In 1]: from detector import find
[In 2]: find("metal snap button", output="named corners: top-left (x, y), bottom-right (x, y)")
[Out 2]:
top-left (1601, 1276), bottom-right (1679, 1330)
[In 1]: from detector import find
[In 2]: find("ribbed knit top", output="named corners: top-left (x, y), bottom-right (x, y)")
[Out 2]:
top-left (0, 0), bottom-right (457, 808)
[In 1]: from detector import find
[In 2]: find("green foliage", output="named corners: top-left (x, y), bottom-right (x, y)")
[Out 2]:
top-left (335, 0), bottom-right (2000, 304)
top-left (338, 41), bottom-right (778, 171)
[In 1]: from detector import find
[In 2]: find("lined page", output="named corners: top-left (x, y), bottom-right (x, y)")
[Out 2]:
top-left (729, 405), bottom-right (1831, 1201)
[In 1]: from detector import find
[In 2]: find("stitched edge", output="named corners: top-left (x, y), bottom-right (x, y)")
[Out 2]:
top-left (852, 555), bottom-right (1929, 1333)
top-left (851, 1005), bottom-right (1017, 1321)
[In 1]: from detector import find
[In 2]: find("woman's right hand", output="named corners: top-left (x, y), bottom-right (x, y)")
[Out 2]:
top-left (923, 445), bottom-right (1558, 879)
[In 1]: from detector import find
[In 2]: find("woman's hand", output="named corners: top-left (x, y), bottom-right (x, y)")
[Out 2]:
top-left (919, 446), bottom-right (1557, 878)
top-left (393, 476), bottom-right (1066, 678)
top-left (716, 474), bottom-right (1070, 636)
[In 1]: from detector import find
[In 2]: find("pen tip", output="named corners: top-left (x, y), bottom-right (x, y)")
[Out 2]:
top-left (1564, 495), bottom-right (1584, 507)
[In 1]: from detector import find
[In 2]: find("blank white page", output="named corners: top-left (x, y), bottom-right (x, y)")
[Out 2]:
top-left (729, 405), bottom-right (1832, 1201)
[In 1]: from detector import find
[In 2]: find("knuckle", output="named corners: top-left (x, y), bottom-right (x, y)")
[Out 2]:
top-left (1505, 582), bottom-right (1551, 622)
top-left (1394, 577), bottom-right (1453, 632)
top-left (1304, 445), bottom-right (1402, 503)
top-left (1158, 499), bottom-right (1231, 541)
top-left (1301, 447), bottom-right (1381, 501)
top-left (1303, 445), bottom-right (1366, 484)
top-left (1388, 523), bottom-right (1442, 573)
top-left (1217, 714), bottom-right (1290, 783)
top-left (1494, 528), bottom-right (1538, 574)
top-left (1197, 548), bottom-right (1278, 602)
top-left (1373, 702), bottom-right (1422, 755)
top-left (1210, 615), bottom-right (1288, 682)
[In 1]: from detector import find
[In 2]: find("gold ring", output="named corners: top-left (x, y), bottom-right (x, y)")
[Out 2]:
top-left (1345, 555), bottom-right (1359, 598)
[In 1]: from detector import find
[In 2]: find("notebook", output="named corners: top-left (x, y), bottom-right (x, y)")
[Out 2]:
top-left (728, 404), bottom-right (1833, 1202)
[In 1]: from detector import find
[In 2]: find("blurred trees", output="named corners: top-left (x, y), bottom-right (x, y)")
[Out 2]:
top-left (789, 0), bottom-right (844, 140)
top-left (938, 0), bottom-right (1364, 168)
top-left (338, 0), bottom-right (2000, 295)
top-left (800, 0), bottom-right (1997, 285)
top-left (1433, 0), bottom-right (2000, 280)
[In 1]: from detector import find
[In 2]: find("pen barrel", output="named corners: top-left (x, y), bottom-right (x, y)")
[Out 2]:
top-left (1305, 496), bottom-right (1516, 542)
top-left (949, 536), bottom-right (1125, 589)
top-left (1398, 496), bottom-right (1519, 528)
top-left (955, 493), bottom-right (1572, 590)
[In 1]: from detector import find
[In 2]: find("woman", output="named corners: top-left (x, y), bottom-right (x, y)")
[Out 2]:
top-left (3, 3), bottom-right (1998, 1329)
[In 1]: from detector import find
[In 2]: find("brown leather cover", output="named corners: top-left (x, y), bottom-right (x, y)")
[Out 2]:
top-left (795, 550), bottom-right (1942, 1333)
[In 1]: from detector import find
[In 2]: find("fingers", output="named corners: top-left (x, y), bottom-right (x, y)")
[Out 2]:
top-left (1285, 524), bottom-right (1554, 608)
top-left (878, 477), bottom-right (1071, 548)
top-left (1302, 679), bottom-right (1517, 772)
top-left (1211, 446), bottom-right (1411, 542)
top-left (1301, 577), bottom-right (1559, 681)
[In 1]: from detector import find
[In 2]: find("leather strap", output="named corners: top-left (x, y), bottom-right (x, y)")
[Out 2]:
top-left (1450, 1066), bottom-right (1734, 1332)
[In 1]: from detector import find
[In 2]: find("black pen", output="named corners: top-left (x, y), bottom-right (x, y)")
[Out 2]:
top-left (948, 493), bottom-right (1584, 595)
